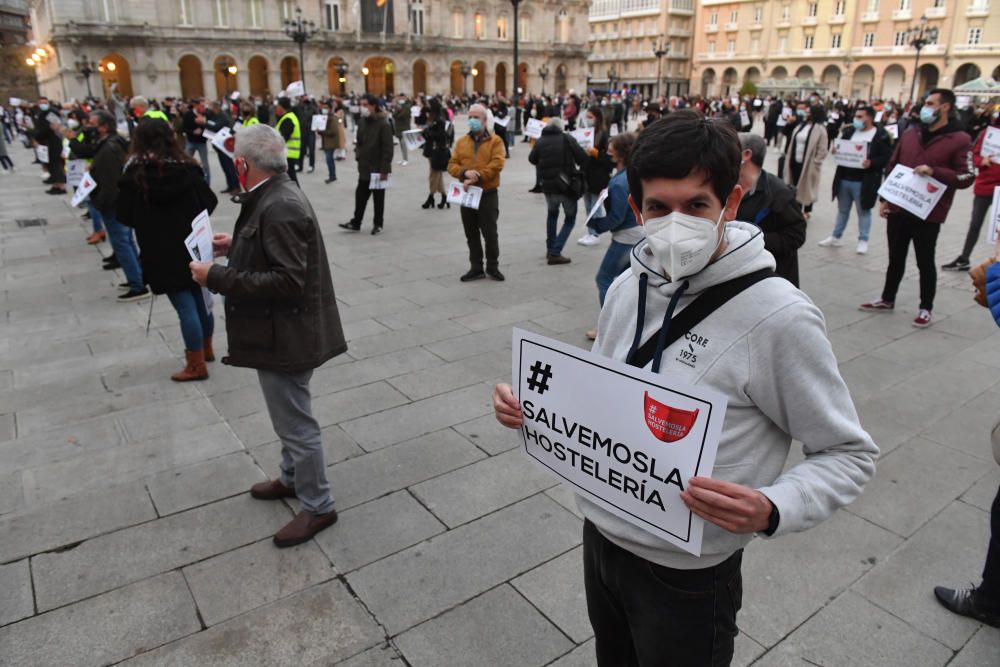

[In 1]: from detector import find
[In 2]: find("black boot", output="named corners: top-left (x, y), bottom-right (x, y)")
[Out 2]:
top-left (437, 194), bottom-right (447, 209)
top-left (421, 194), bottom-right (435, 209)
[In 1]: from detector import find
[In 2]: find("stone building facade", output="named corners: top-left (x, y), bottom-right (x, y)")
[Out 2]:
top-left (28, 0), bottom-right (589, 101)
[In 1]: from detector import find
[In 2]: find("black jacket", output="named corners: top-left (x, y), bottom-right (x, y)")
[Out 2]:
top-left (831, 125), bottom-right (893, 211)
top-left (207, 173), bottom-right (347, 373)
top-left (117, 161), bottom-right (217, 294)
top-left (528, 125), bottom-right (587, 196)
top-left (736, 170), bottom-right (807, 287)
top-left (355, 111), bottom-right (394, 177)
top-left (583, 130), bottom-right (613, 194)
top-left (89, 133), bottom-right (129, 213)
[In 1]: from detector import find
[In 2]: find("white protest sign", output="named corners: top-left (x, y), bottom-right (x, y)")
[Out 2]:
top-left (740, 110), bottom-right (751, 127)
top-left (584, 188), bottom-right (610, 224)
top-left (829, 111), bottom-right (840, 121)
top-left (874, 110), bottom-right (884, 123)
top-left (878, 164), bottom-right (947, 220)
top-left (446, 181), bottom-right (483, 209)
top-left (70, 171), bottom-right (97, 207)
top-left (987, 186), bottom-right (1000, 245)
top-left (494, 115), bottom-right (511, 128)
top-left (210, 126), bottom-right (235, 159)
top-left (67, 159), bottom-right (87, 187)
top-left (411, 105), bottom-right (422, 118)
top-left (524, 118), bottom-right (545, 139)
top-left (730, 96), bottom-right (739, 106)
top-left (512, 328), bottom-right (727, 556)
top-left (286, 80), bottom-right (305, 98)
top-left (35, 145), bottom-right (48, 164)
top-left (202, 129), bottom-right (216, 141)
top-left (369, 173), bottom-right (392, 190)
top-left (230, 91), bottom-right (240, 101)
top-left (776, 116), bottom-right (788, 128)
top-left (184, 209), bottom-right (213, 262)
top-left (957, 95), bottom-right (972, 110)
top-left (402, 129), bottom-right (425, 152)
top-left (833, 138), bottom-right (869, 169)
top-left (570, 127), bottom-right (594, 150)
top-left (311, 114), bottom-right (328, 132)
top-left (982, 126), bottom-right (1000, 159)
top-left (885, 123), bottom-right (899, 140)
top-left (9, 97), bottom-right (21, 106)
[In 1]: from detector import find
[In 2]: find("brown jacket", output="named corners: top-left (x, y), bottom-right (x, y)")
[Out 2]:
top-left (781, 122), bottom-right (827, 206)
top-left (447, 131), bottom-right (506, 191)
top-left (206, 173), bottom-right (347, 373)
top-left (319, 110), bottom-right (346, 151)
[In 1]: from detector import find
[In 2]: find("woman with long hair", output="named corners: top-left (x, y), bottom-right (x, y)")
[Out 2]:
top-left (117, 119), bottom-right (218, 381)
top-left (420, 98), bottom-right (454, 210)
top-left (577, 105), bottom-right (614, 246)
top-left (781, 102), bottom-right (828, 219)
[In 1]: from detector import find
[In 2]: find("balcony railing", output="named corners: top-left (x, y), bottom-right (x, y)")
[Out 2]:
top-left (828, 14), bottom-right (846, 24)
top-left (966, 3), bottom-right (989, 17)
top-left (861, 11), bottom-right (880, 22)
top-left (802, 15), bottom-right (818, 25)
top-left (925, 6), bottom-right (946, 18)
top-left (705, 24), bottom-right (718, 32)
top-left (891, 8), bottom-right (912, 20)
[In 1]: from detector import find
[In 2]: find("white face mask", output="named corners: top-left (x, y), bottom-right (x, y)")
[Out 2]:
top-left (642, 209), bottom-right (726, 280)
top-left (360, 106), bottom-right (371, 118)
top-left (67, 119), bottom-right (80, 130)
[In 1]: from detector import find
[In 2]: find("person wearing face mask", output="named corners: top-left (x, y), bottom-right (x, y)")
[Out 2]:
top-left (820, 105), bottom-right (892, 254)
top-left (578, 106), bottom-right (614, 247)
top-left (182, 98), bottom-right (212, 186)
top-left (274, 97), bottom-right (301, 185)
top-left (34, 97), bottom-right (67, 194)
top-left (860, 88), bottom-right (974, 328)
top-left (447, 103), bottom-right (506, 281)
top-left (492, 111), bottom-right (877, 667)
top-left (340, 94), bottom-right (393, 235)
top-left (64, 112), bottom-right (106, 245)
top-left (530, 117), bottom-right (588, 265)
top-left (189, 124), bottom-right (347, 549)
top-left (780, 103), bottom-right (827, 219)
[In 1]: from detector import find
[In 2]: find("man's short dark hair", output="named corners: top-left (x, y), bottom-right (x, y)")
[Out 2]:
top-left (362, 93), bottom-right (379, 108)
top-left (928, 88), bottom-right (956, 108)
top-left (277, 96), bottom-right (291, 110)
top-left (627, 110), bottom-right (741, 208)
top-left (858, 105), bottom-right (876, 121)
top-left (89, 109), bottom-right (116, 133)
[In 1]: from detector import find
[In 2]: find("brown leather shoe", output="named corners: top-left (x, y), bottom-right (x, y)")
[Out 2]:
top-left (170, 349), bottom-right (208, 382)
top-left (203, 335), bottom-right (215, 362)
top-left (86, 230), bottom-right (106, 244)
top-left (250, 479), bottom-right (297, 500)
top-left (273, 509), bottom-right (339, 548)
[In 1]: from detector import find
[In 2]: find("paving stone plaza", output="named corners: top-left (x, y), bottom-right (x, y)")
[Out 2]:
top-left (1, 122), bottom-right (999, 666)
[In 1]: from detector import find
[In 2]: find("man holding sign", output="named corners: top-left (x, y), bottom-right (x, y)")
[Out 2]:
top-left (861, 89), bottom-right (974, 328)
top-left (494, 111), bottom-right (877, 667)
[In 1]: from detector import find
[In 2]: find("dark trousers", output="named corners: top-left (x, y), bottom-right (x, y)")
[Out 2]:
top-left (352, 175), bottom-right (385, 228)
top-left (216, 147), bottom-right (239, 191)
top-left (286, 159), bottom-right (299, 186)
top-left (980, 482), bottom-right (1000, 609)
top-left (583, 521), bottom-right (742, 667)
top-left (881, 212), bottom-right (942, 311)
top-left (460, 189), bottom-right (500, 270)
top-left (958, 194), bottom-right (993, 263)
top-left (48, 154), bottom-right (66, 185)
top-left (301, 131), bottom-right (316, 169)
top-left (789, 159), bottom-right (812, 214)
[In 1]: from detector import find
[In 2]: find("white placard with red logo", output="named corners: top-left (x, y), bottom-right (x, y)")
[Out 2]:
top-left (832, 138), bottom-right (869, 169)
top-left (878, 164), bottom-right (947, 220)
top-left (570, 127), bottom-right (594, 150)
top-left (982, 126), bottom-right (1000, 159)
top-left (511, 328), bottom-right (727, 556)
top-left (70, 171), bottom-right (97, 207)
top-left (446, 181), bottom-right (482, 209)
top-left (67, 159), bottom-right (87, 187)
top-left (311, 114), bottom-right (328, 132)
top-left (402, 129), bottom-right (426, 152)
top-left (987, 186), bottom-right (1000, 245)
top-left (210, 126), bottom-right (235, 159)
top-left (885, 123), bottom-right (899, 140)
top-left (740, 110), bottom-right (751, 127)
top-left (524, 118), bottom-right (545, 139)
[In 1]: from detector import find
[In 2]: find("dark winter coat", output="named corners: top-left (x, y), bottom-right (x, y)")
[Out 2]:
top-left (355, 111), bottom-right (394, 177)
top-left (116, 161), bottom-right (217, 294)
top-left (736, 170), bottom-right (807, 287)
top-left (831, 125), bottom-right (893, 211)
top-left (528, 125), bottom-right (587, 196)
top-left (421, 118), bottom-right (454, 172)
top-left (89, 133), bottom-right (130, 213)
top-left (583, 130), bottom-right (613, 195)
top-left (206, 173), bottom-right (347, 373)
top-left (885, 120), bottom-right (974, 223)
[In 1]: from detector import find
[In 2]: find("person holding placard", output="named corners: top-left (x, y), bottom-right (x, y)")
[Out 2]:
top-left (861, 89), bottom-right (974, 328)
top-left (820, 105), bottom-right (892, 254)
top-left (578, 106), bottom-right (614, 248)
top-left (493, 111), bottom-right (877, 667)
top-left (941, 114), bottom-right (1000, 272)
top-left (780, 103), bottom-right (827, 219)
top-left (117, 119), bottom-right (218, 380)
top-left (340, 94), bottom-right (393, 235)
top-left (447, 103), bottom-right (506, 281)
top-left (318, 99), bottom-right (346, 184)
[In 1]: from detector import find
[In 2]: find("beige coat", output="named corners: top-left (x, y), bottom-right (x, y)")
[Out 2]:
top-left (781, 122), bottom-right (827, 206)
top-left (319, 110), bottom-right (346, 152)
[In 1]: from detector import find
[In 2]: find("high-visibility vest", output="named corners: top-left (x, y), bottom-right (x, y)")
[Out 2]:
top-left (243, 116), bottom-right (260, 127)
top-left (143, 109), bottom-right (169, 121)
top-left (277, 112), bottom-right (301, 159)
top-left (75, 132), bottom-right (92, 165)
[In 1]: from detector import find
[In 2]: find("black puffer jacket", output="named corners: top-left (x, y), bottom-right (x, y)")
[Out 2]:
top-left (89, 133), bottom-right (130, 213)
top-left (528, 124), bottom-right (587, 195)
top-left (117, 160), bottom-right (217, 294)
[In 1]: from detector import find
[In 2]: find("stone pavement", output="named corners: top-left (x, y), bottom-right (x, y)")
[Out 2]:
top-left (0, 122), bottom-right (999, 667)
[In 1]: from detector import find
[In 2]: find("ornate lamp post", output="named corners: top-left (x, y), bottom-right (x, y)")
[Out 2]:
top-left (75, 56), bottom-right (98, 98)
top-left (905, 14), bottom-right (939, 103)
top-left (284, 6), bottom-right (318, 95)
top-left (460, 61), bottom-right (472, 95)
top-left (539, 64), bottom-right (549, 95)
top-left (653, 41), bottom-right (670, 99)
top-left (219, 62), bottom-right (238, 95)
top-left (335, 62), bottom-right (348, 95)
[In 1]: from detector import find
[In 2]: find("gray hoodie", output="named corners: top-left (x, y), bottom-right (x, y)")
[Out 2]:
top-left (581, 221), bottom-right (878, 570)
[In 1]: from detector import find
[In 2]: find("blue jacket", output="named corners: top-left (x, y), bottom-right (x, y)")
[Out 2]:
top-left (589, 170), bottom-right (637, 235)
top-left (986, 263), bottom-right (1000, 326)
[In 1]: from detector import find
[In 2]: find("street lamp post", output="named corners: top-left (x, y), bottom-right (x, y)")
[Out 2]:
top-left (75, 56), bottom-right (97, 98)
top-left (460, 62), bottom-right (472, 96)
top-left (335, 62), bottom-right (348, 95)
top-left (220, 63), bottom-right (238, 96)
top-left (905, 15), bottom-right (939, 103)
top-left (284, 6), bottom-right (318, 95)
top-left (539, 64), bottom-right (549, 95)
top-left (653, 41), bottom-right (669, 99)
top-left (511, 0), bottom-right (521, 135)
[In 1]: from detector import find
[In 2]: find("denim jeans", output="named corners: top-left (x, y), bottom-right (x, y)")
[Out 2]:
top-left (216, 147), bottom-right (239, 191)
top-left (832, 179), bottom-right (872, 242)
top-left (103, 210), bottom-right (143, 291)
top-left (185, 141), bottom-right (210, 186)
top-left (546, 193), bottom-right (578, 256)
top-left (86, 200), bottom-right (104, 234)
top-left (583, 520), bottom-right (743, 667)
top-left (166, 286), bottom-right (214, 352)
top-left (257, 368), bottom-right (335, 515)
top-left (324, 149), bottom-right (337, 181)
top-left (596, 240), bottom-right (633, 306)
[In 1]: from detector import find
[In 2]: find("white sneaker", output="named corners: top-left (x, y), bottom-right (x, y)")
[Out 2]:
top-left (400, 160), bottom-right (408, 166)
top-left (818, 236), bottom-right (843, 247)
top-left (577, 233), bottom-right (601, 246)
top-left (856, 240), bottom-right (869, 255)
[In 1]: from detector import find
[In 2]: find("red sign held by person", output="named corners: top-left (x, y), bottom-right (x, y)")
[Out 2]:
top-left (643, 391), bottom-right (699, 443)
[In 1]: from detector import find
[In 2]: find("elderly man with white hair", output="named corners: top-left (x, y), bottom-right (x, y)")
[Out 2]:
top-left (130, 95), bottom-right (168, 122)
top-left (190, 124), bottom-right (348, 547)
top-left (447, 103), bottom-right (507, 281)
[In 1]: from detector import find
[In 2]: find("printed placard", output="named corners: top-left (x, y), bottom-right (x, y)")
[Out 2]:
top-left (210, 126), bottom-right (235, 159)
top-left (70, 171), bottom-right (97, 207)
top-left (494, 115), bottom-right (511, 128)
top-left (512, 328), bottom-right (727, 556)
top-left (584, 188), bottom-right (610, 224)
top-left (570, 127), bottom-right (594, 150)
top-left (184, 209), bottom-right (214, 262)
top-left (878, 164), bottom-right (947, 220)
top-left (981, 126), bottom-right (1000, 159)
top-left (369, 173), bottom-right (392, 190)
top-left (833, 138), bottom-right (869, 169)
top-left (402, 129), bottom-right (426, 152)
top-left (740, 110), bottom-right (751, 127)
top-left (67, 159), bottom-right (87, 187)
top-left (874, 110), bottom-right (884, 123)
top-left (524, 118), bottom-right (545, 139)
top-left (885, 124), bottom-right (899, 140)
top-left (285, 80), bottom-right (305, 98)
top-left (411, 105), bottom-right (422, 118)
top-left (446, 181), bottom-right (483, 209)
top-left (35, 145), bottom-right (48, 164)
top-left (311, 114), bottom-right (328, 132)
top-left (987, 186), bottom-right (1000, 245)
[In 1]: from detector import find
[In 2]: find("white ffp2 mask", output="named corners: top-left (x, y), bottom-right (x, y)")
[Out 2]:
top-left (643, 209), bottom-right (726, 280)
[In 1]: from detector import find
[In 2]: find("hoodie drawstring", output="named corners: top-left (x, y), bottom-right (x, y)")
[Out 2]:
top-left (625, 273), bottom-right (649, 366)
top-left (651, 280), bottom-right (689, 373)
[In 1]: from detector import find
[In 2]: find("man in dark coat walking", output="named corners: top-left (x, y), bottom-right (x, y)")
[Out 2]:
top-left (190, 124), bottom-right (348, 547)
top-left (340, 94), bottom-right (394, 235)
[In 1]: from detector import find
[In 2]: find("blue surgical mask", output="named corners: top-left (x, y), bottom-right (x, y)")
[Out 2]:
top-left (38, 103), bottom-right (49, 111)
top-left (919, 106), bottom-right (938, 125)
top-left (852, 119), bottom-right (865, 131)
top-left (796, 109), bottom-right (807, 119)
top-left (468, 118), bottom-right (483, 133)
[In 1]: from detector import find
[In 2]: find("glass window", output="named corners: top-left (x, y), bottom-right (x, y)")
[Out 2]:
top-left (863, 31), bottom-right (874, 46)
top-left (453, 11), bottom-right (463, 38)
top-left (831, 33), bottom-right (841, 48)
top-left (247, 0), bottom-right (262, 27)
top-left (497, 14), bottom-right (508, 39)
top-left (474, 12), bottom-right (482, 39)
top-left (729, 9), bottom-right (737, 22)
top-left (968, 27), bottom-right (982, 45)
top-left (709, 11), bottom-right (717, 24)
top-left (214, 0), bottom-right (228, 26)
top-left (778, 35), bottom-right (787, 51)
top-left (708, 40), bottom-right (716, 53)
top-left (410, 0), bottom-right (423, 34)
top-left (803, 34), bottom-right (814, 49)
top-left (898, 0), bottom-right (910, 10)
top-left (894, 30), bottom-right (907, 46)
top-left (753, 7), bottom-right (763, 23)
top-left (178, 0), bottom-right (193, 25)
top-left (834, 1), bottom-right (845, 15)
top-left (324, 1), bottom-right (341, 30)
top-left (807, 3), bottom-right (817, 17)
top-left (727, 39), bottom-right (735, 53)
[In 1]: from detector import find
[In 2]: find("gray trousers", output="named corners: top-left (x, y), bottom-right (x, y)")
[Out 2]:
top-left (958, 194), bottom-right (993, 263)
top-left (257, 368), bottom-right (335, 515)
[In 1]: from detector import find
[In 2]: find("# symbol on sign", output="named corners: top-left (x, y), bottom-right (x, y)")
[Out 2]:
top-left (527, 361), bottom-right (553, 395)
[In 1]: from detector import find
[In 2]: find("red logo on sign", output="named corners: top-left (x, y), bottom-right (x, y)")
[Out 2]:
top-left (643, 391), bottom-right (699, 443)
top-left (855, 143), bottom-right (865, 152)
top-left (926, 183), bottom-right (940, 193)
top-left (224, 136), bottom-right (235, 154)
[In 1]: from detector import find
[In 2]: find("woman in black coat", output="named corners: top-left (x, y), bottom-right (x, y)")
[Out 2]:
top-left (117, 119), bottom-right (218, 381)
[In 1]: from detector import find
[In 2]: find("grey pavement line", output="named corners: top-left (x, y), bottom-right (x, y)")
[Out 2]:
top-left (334, 570), bottom-right (411, 665)
top-left (508, 557), bottom-right (590, 649)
